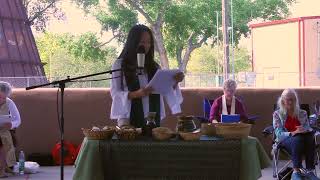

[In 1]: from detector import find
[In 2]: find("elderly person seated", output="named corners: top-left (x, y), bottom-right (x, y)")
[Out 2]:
top-left (273, 89), bottom-right (319, 180)
top-left (0, 81), bottom-right (21, 177)
top-left (209, 79), bottom-right (248, 123)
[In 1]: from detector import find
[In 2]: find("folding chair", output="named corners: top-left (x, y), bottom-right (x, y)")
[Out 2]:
top-left (262, 104), bottom-right (320, 179)
top-left (203, 98), bottom-right (214, 120)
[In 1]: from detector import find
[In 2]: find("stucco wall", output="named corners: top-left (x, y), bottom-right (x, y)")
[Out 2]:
top-left (10, 88), bottom-right (320, 157)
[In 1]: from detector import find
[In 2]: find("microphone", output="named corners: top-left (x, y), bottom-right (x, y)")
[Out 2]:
top-left (137, 45), bottom-right (145, 75)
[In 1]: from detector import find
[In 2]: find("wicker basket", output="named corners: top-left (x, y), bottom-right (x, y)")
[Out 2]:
top-left (201, 123), bottom-right (216, 136)
top-left (152, 127), bottom-right (174, 141)
top-left (82, 128), bottom-right (115, 140)
top-left (179, 130), bottom-right (202, 141)
top-left (116, 128), bottom-right (141, 141)
top-left (215, 123), bottom-right (252, 139)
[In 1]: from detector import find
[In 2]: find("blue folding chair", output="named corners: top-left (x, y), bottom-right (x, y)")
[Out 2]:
top-left (203, 98), bottom-right (215, 120)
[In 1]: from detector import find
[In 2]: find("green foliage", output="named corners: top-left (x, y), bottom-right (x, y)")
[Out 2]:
top-left (49, 48), bottom-right (113, 87)
top-left (188, 45), bottom-right (251, 73)
top-left (36, 33), bottom-right (63, 74)
top-left (59, 32), bottom-right (115, 62)
top-left (233, 47), bottom-right (251, 73)
top-left (71, 0), bottom-right (294, 71)
top-left (95, 0), bottom-right (138, 43)
top-left (36, 32), bottom-right (117, 81)
top-left (164, 0), bottom-right (294, 58)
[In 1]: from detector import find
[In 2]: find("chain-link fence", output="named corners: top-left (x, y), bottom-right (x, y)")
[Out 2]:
top-left (2, 71), bottom-right (320, 88)
top-left (0, 76), bottom-right (48, 88)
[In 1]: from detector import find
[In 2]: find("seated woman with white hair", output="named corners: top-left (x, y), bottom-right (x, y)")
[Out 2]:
top-left (273, 89), bottom-right (319, 180)
top-left (209, 79), bottom-right (248, 123)
top-left (0, 81), bottom-right (21, 177)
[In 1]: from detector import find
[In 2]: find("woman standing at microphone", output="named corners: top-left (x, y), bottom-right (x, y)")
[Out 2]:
top-left (110, 24), bottom-right (184, 128)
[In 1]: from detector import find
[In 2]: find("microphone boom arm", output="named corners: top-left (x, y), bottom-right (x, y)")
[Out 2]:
top-left (26, 68), bottom-right (122, 90)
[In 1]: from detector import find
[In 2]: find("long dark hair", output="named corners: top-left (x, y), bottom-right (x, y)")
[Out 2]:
top-left (119, 24), bottom-right (159, 89)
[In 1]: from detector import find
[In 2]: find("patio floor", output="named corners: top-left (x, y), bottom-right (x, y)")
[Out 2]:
top-left (4, 162), bottom-right (318, 180)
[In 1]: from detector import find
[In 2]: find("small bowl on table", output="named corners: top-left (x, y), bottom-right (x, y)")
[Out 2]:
top-left (152, 127), bottom-right (175, 141)
top-left (179, 130), bottom-right (202, 141)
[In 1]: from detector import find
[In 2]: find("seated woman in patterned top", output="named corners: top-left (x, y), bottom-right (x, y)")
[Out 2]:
top-left (209, 79), bottom-right (248, 123)
top-left (273, 89), bottom-right (319, 180)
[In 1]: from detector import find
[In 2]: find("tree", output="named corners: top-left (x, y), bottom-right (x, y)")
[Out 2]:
top-left (59, 32), bottom-right (115, 62)
top-left (23, 0), bottom-right (65, 31)
top-left (72, 0), bottom-right (294, 73)
top-left (36, 32), bottom-right (117, 82)
top-left (35, 32), bottom-right (62, 75)
top-left (188, 45), bottom-right (251, 73)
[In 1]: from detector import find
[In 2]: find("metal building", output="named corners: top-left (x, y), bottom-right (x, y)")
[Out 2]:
top-left (250, 16), bottom-right (320, 88)
top-left (0, 0), bottom-right (46, 87)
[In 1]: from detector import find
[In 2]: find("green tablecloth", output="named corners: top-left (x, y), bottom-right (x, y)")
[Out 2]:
top-left (73, 137), bottom-right (270, 180)
top-left (240, 137), bottom-right (271, 180)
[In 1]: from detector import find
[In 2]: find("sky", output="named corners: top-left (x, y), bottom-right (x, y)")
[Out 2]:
top-left (43, 1), bottom-right (101, 35)
top-left (291, 0), bottom-right (320, 17)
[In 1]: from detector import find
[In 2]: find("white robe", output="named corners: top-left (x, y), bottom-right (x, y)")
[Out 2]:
top-left (110, 59), bottom-right (183, 125)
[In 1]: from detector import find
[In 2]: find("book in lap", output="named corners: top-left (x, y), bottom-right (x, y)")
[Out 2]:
top-left (221, 114), bottom-right (240, 123)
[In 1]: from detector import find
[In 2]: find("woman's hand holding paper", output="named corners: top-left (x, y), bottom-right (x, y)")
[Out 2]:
top-left (128, 86), bottom-right (153, 99)
top-left (173, 72), bottom-right (184, 89)
top-left (174, 72), bottom-right (184, 83)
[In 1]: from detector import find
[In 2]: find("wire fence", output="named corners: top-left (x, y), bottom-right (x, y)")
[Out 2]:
top-left (2, 71), bottom-right (320, 88)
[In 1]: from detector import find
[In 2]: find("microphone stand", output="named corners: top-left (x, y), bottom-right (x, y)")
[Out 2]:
top-left (26, 68), bottom-right (122, 180)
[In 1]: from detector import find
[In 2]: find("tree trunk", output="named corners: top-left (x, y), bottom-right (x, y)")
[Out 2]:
top-left (151, 25), bottom-right (169, 69)
top-left (179, 46), bottom-right (193, 73)
top-left (177, 36), bottom-right (206, 86)
top-left (176, 47), bottom-right (183, 68)
top-left (177, 46), bottom-right (193, 87)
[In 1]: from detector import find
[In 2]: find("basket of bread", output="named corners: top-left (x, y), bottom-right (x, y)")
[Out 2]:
top-left (82, 126), bottom-right (115, 140)
top-left (115, 126), bottom-right (142, 141)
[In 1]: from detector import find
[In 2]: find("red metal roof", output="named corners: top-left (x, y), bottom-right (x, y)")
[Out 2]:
top-left (249, 16), bottom-right (320, 29)
top-left (0, 0), bottom-right (47, 87)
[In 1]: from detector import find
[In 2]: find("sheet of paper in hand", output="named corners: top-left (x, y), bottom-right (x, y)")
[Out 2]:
top-left (147, 69), bottom-right (181, 94)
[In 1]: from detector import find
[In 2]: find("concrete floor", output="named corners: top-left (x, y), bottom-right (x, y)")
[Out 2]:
top-left (3, 162), bottom-right (319, 180)
top-left (6, 166), bottom-right (74, 180)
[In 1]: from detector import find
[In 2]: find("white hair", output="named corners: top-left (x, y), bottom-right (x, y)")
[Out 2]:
top-left (223, 79), bottom-right (237, 91)
top-left (0, 81), bottom-right (12, 97)
top-left (277, 88), bottom-right (300, 117)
